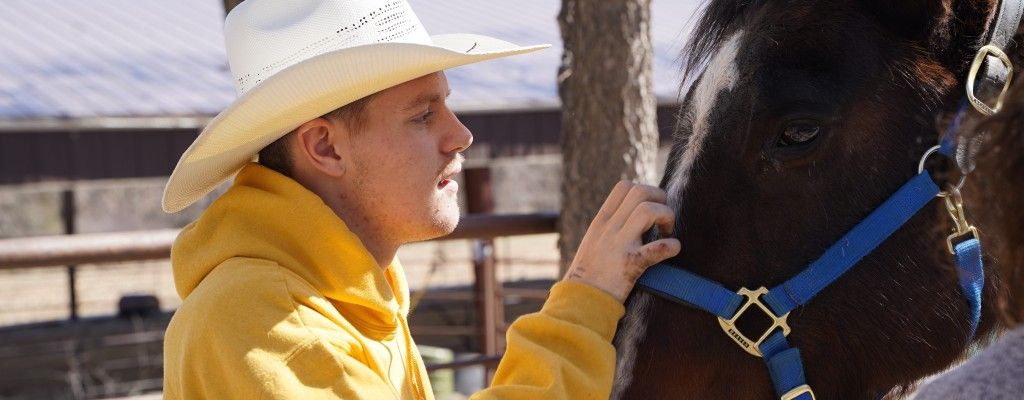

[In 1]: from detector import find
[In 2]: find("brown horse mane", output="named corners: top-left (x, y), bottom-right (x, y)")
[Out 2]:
top-left (967, 80), bottom-right (1024, 326)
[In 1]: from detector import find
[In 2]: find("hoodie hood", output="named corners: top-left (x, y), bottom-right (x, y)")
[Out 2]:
top-left (171, 162), bottom-right (409, 335)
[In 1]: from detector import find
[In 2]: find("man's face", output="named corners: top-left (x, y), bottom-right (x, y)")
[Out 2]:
top-left (336, 72), bottom-right (470, 244)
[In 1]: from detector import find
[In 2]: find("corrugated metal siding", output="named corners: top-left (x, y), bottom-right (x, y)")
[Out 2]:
top-left (0, 0), bottom-right (699, 119)
top-left (0, 0), bottom-right (235, 119)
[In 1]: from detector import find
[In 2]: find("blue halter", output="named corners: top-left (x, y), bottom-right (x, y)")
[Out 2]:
top-left (637, 169), bottom-right (983, 399)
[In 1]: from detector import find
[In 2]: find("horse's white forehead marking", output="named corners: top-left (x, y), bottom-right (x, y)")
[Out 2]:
top-left (666, 30), bottom-right (744, 210)
top-left (611, 31), bottom-right (745, 398)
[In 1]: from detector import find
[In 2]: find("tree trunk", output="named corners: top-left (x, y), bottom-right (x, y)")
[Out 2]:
top-left (557, 0), bottom-right (659, 274)
top-left (222, 0), bottom-right (244, 15)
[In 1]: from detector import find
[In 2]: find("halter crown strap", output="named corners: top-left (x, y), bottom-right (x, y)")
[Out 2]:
top-left (990, 0), bottom-right (1023, 52)
top-left (974, 0), bottom-right (1023, 101)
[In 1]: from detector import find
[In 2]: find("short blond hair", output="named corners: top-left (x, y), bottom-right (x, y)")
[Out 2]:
top-left (258, 94), bottom-right (376, 176)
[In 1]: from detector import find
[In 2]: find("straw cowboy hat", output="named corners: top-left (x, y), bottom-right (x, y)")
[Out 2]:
top-left (161, 0), bottom-right (548, 213)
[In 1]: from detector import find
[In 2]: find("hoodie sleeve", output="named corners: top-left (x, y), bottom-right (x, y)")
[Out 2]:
top-left (471, 281), bottom-right (626, 400)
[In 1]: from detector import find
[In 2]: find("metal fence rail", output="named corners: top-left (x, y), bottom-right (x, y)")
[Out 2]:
top-left (0, 213), bottom-right (558, 269)
top-left (0, 212), bottom-right (560, 398)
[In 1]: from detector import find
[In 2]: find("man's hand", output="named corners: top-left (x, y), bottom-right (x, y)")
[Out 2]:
top-left (564, 181), bottom-right (681, 303)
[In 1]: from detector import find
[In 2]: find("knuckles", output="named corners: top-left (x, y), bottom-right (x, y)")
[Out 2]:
top-left (635, 201), bottom-right (672, 218)
top-left (614, 180), bottom-right (635, 193)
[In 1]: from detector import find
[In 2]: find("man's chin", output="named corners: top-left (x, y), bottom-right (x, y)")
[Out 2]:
top-left (412, 208), bottom-right (460, 242)
top-left (435, 208), bottom-right (461, 236)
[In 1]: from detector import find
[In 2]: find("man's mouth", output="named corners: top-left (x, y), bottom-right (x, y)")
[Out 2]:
top-left (438, 165), bottom-right (462, 190)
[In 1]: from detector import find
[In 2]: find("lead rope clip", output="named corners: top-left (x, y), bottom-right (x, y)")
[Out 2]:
top-left (943, 186), bottom-right (979, 254)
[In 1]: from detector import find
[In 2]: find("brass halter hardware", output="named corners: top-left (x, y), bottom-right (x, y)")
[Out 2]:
top-left (966, 44), bottom-right (1014, 115)
top-left (717, 287), bottom-right (791, 357)
top-left (782, 385), bottom-right (817, 400)
top-left (944, 186), bottom-right (979, 254)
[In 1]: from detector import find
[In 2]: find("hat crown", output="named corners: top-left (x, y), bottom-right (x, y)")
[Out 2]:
top-left (224, 0), bottom-right (432, 95)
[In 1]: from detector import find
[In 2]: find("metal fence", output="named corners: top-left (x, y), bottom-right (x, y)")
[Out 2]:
top-left (0, 212), bottom-right (559, 399)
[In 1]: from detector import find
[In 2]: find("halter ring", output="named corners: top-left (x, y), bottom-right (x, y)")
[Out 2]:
top-left (918, 145), bottom-right (966, 197)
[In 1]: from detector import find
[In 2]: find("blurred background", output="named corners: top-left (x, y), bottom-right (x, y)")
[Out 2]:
top-left (0, 0), bottom-right (700, 398)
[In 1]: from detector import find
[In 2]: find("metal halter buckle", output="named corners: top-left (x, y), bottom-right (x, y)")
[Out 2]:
top-left (966, 44), bottom-right (1014, 115)
top-left (717, 287), bottom-right (791, 357)
top-left (781, 384), bottom-right (817, 400)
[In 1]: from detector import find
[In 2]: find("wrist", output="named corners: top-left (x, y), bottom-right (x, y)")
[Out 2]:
top-left (563, 273), bottom-right (627, 303)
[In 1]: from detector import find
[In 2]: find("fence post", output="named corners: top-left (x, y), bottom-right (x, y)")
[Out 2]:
top-left (464, 167), bottom-right (503, 385)
top-left (61, 188), bottom-right (78, 321)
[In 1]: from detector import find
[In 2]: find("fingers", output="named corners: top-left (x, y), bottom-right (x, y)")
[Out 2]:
top-left (622, 201), bottom-right (676, 239)
top-left (639, 238), bottom-right (682, 267)
top-left (592, 180), bottom-right (634, 226)
top-left (566, 181), bottom-right (680, 303)
top-left (607, 184), bottom-right (669, 230)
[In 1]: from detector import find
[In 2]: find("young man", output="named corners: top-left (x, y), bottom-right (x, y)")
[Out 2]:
top-left (161, 1), bottom-right (680, 399)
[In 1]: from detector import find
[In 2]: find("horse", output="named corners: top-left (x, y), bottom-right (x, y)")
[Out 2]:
top-left (611, 1), bottom-right (1021, 398)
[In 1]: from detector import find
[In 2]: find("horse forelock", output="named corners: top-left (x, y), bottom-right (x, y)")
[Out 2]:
top-left (614, 29), bottom-right (746, 398)
top-left (665, 30), bottom-right (745, 213)
top-left (681, 0), bottom-right (763, 81)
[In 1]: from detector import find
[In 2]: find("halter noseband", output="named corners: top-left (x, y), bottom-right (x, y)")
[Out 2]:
top-left (636, 1), bottom-right (1023, 398)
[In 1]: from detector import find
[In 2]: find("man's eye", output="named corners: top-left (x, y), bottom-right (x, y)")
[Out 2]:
top-left (416, 111), bottom-right (434, 123)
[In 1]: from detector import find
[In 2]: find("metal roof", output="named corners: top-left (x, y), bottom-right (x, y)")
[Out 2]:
top-left (0, 0), bottom-right (700, 121)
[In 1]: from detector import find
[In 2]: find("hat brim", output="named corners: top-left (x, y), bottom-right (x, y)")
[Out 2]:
top-left (162, 33), bottom-right (549, 213)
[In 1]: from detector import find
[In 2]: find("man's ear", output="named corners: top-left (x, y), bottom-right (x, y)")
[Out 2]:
top-left (294, 117), bottom-right (346, 178)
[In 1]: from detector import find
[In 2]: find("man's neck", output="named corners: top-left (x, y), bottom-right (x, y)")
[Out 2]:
top-left (327, 205), bottom-right (398, 269)
top-left (346, 224), bottom-right (398, 270)
top-left (292, 168), bottom-right (398, 269)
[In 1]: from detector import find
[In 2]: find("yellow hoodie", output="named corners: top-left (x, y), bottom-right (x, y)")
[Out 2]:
top-left (163, 163), bottom-right (625, 399)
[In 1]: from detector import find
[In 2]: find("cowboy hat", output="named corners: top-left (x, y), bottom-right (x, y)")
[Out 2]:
top-left (161, 0), bottom-right (548, 213)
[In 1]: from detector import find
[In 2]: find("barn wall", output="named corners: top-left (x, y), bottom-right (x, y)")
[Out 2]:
top-left (0, 106), bottom-right (678, 184)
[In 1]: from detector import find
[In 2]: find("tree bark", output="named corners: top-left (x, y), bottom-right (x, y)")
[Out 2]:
top-left (557, 0), bottom-right (659, 274)
top-left (222, 0), bottom-right (244, 15)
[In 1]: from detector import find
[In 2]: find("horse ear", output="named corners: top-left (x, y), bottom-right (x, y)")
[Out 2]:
top-left (866, 0), bottom-right (996, 40)
top-left (865, 0), bottom-right (954, 41)
top-left (867, 0), bottom-right (997, 67)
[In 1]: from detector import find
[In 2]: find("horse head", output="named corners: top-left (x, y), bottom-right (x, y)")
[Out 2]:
top-left (614, 1), bottom-right (1017, 398)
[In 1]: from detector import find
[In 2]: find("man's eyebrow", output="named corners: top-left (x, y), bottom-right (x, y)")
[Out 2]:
top-left (402, 90), bottom-right (452, 111)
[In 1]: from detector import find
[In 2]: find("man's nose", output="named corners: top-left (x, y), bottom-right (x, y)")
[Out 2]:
top-left (444, 111), bottom-right (473, 153)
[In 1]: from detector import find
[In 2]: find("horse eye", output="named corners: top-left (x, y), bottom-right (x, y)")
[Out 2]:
top-left (778, 122), bottom-right (822, 147)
